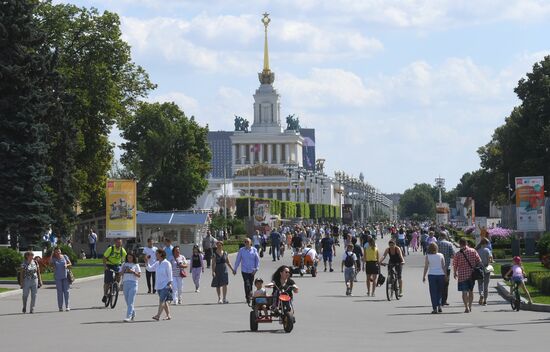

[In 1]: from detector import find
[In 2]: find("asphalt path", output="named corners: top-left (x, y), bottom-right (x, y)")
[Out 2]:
top-left (1, 241), bottom-right (548, 351)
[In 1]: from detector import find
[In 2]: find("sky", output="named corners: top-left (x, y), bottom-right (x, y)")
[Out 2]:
top-left (59, 0), bottom-right (550, 194)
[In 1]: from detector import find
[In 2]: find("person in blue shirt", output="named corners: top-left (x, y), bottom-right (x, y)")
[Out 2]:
top-left (233, 238), bottom-right (260, 304)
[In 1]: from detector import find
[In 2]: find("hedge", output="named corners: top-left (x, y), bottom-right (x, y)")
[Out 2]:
top-left (528, 271), bottom-right (550, 295)
top-left (235, 197), bottom-right (340, 220)
top-left (0, 248), bottom-right (24, 276)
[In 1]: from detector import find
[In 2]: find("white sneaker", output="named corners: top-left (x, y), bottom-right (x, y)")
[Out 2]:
top-left (195, 289), bottom-right (200, 293)
top-left (65, 307), bottom-right (70, 312)
top-left (123, 318), bottom-right (131, 322)
top-left (218, 299), bottom-right (223, 304)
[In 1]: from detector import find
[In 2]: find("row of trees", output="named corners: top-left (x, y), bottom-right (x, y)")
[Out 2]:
top-left (0, 1), bottom-right (210, 244)
top-left (400, 56), bottom-right (550, 219)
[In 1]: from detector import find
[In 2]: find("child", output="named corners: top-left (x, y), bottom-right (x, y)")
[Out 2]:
top-left (504, 256), bottom-right (533, 304)
top-left (252, 278), bottom-right (269, 317)
top-left (341, 244), bottom-right (357, 296)
top-left (79, 249), bottom-right (86, 260)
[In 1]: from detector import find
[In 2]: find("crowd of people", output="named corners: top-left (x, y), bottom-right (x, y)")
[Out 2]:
top-left (17, 221), bottom-right (531, 319)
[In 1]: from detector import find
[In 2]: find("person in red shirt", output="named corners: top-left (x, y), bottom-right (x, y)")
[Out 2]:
top-left (453, 238), bottom-right (482, 313)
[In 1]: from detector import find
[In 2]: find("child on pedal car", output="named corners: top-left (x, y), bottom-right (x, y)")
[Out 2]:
top-left (253, 278), bottom-right (269, 317)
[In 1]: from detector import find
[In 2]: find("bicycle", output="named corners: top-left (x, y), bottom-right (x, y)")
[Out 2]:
top-left (104, 268), bottom-right (120, 309)
top-left (380, 263), bottom-right (400, 301)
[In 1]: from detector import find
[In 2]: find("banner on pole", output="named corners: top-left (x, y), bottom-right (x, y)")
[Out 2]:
top-left (515, 176), bottom-right (545, 231)
top-left (106, 179), bottom-right (137, 238)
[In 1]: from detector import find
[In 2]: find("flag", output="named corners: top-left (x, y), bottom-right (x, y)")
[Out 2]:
top-left (250, 144), bottom-right (261, 152)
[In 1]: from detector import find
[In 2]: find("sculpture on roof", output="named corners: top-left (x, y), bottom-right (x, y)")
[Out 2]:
top-left (285, 114), bottom-right (300, 131)
top-left (234, 115), bottom-right (250, 132)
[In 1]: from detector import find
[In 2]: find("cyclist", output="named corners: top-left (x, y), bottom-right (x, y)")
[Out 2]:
top-left (102, 238), bottom-right (127, 303)
top-left (379, 239), bottom-right (405, 297)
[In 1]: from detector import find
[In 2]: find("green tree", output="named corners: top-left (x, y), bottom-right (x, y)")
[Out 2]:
top-left (398, 184), bottom-right (436, 219)
top-left (36, 1), bottom-right (155, 212)
top-left (452, 169), bottom-right (492, 217)
top-left (478, 56), bottom-right (550, 203)
top-left (120, 102), bottom-right (211, 210)
top-left (0, 0), bottom-right (55, 242)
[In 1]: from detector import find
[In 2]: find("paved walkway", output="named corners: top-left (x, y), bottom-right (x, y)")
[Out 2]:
top-left (1, 242), bottom-right (548, 350)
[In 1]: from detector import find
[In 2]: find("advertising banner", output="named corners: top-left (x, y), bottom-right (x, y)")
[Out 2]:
top-left (515, 176), bottom-right (545, 231)
top-left (253, 200), bottom-right (271, 227)
top-left (436, 202), bottom-right (450, 225)
top-left (106, 179), bottom-right (137, 238)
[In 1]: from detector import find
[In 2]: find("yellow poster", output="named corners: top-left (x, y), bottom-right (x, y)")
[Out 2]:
top-left (106, 179), bottom-right (137, 238)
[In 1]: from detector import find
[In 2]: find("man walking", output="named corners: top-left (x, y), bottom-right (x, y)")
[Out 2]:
top-left (143, 238), bottom-right (158, 294)
top-left (233, 238), bottom-right (260, 304)
top-left (320, 232), bottom-right (336, 272)
top-left (453, 238), bottom-right (481, 313)
top-left (437, 233), bottom-right (454, 306)
top-left (202, 230), bottom-right (217, 268)
top-left (88, 229), bottom-right (98, 259)
top-left (270, 228), bottom-right (281, 261)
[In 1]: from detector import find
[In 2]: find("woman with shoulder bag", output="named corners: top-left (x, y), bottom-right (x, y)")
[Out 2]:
top-left (50, 247), bottom-right (72, 312)
top-left (170, 246), bottom-right (188, 305)
top-left (20, 251), bottom-right (43, 313)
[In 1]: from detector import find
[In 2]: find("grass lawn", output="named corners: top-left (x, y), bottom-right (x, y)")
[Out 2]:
top-left (0, 287), bottom-right (14, 293)
top-left (0, 266), bottom-right (105, 282)
top-left (77, 258), bottom-right (103, 265)
top-left (225, 245), bottom-right (239, 254)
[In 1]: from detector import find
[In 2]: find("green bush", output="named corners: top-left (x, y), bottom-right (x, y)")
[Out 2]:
top-left (232, 219), bottom-right (246, 235)
top-left (528, 271), bottom-right (550, 295)
top-left (45, 244), bottom-right (78, 265)
top-left (492, 249), bottom-right (506, 259)
top-left (0, 248), bottom-right (24, 276)
top-left (536, 232), bottom-right (550, 261)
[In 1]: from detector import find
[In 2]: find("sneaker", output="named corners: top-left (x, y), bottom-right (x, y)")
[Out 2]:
top-left (195, 288), bottom-right (200, 293)
top-left (324, 268), bottom-right (327, 272)
top-left (65, 307), bottom-right (70, 312)
top-left (123, 318), bottom-right (131, 322)
top-left (329, 268), bottom-right (334, 272)
top-left (131, 312), bottom-right (135, 321)
top-left (479, 296), bottom-right (484, 305)
top-left (218, 298), bottom-right (223, 304)
top-left (29, 309), bottom-right (34, 314)
top-left (366, 292), bottom-right (370, 297)
top-left (223, 299), bottom-right (229, 304)
top-left (59, 308), bottom-right (63, 312)
top-left (371, 293), bottom-right (375, 297)
top-left (101, 295), bottom-right (107, 303)
top-left (438, 306), bottom-right (442, 313)
top-left (22, 308), bottom-right (26, 314)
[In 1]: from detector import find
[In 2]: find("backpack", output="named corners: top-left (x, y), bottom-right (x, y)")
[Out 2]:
top-left (344, 252), bottom-right (355, 268)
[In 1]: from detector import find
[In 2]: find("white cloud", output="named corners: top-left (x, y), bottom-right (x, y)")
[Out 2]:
top-left (149, 92), bottom-right (200, 116)
top-left (279, 68), bottom-right (382, 109)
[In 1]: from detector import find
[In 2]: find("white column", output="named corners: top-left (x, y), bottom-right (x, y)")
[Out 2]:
top-left (285, 144), bottom-right (290, 163)
top-left (276, 144), bottom-right (281, 164)
top-left (258, 144), bottom-right (264, 163)
top-left (239, 144), bottom-right (246, 164)
top-left (232, 144), bottom-right (237, 166)
top-left (249, 144), bottom-right (255, 164)
top-left (295, 144), bottom-right (300, 165)
top-left (267, 144), bottom-right (273, 164)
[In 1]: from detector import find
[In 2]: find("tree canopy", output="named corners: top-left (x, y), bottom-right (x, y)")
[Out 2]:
top-left (120, 102), bottom-right (211, 211)
top-left (398, 184), bottom-right (436, 220)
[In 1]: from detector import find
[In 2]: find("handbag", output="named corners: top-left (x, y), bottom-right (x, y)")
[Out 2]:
top-left (460, 250), bottom-right (484, 281)
top-left (180, 269), bottom-right (187, 278)
top-left (67, 269), bottom-right (75, 284)
top-left (377, 272), bottom-right (386, 287)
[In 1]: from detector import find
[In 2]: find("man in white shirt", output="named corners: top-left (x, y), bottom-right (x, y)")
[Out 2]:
top-left (143, 238), bottom-right (158, 294)
top-left (88, 229), bottom-right (98, 259)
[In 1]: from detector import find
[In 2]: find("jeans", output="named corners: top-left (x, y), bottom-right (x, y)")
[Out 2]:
top-left (241, 272), bottom-right (255, 301)
top-left (271, 243), bottom-right (280, 260)
top-left (55, 278), bottom-right (70, 309)
top-left (442, 269), bottom-right (450, 304)
top-left (123, 280), bottom-right (138, 318)
top-left (191, 267), bottom-right (202, 289)
top-left (478, 273), bottom-right (491, 299)
top-left (146, 270), bottom-right (156, 293)
top-left (22, 277), bottom-right (38, 311)
top-left (89, 243), bottom-right (97, 259)
top-left (428, 274), bottom-right (445, 310)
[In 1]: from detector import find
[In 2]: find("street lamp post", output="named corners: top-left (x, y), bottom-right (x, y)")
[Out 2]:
top-left (223, 160), bottom-right (233, 221)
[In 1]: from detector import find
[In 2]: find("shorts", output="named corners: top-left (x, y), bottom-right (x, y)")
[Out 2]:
top-left (512, 277), bottom-right (524, 284)
top-left (322, 251), bottom-right (333, 262)
top-left (365, 261), bottom-right (379, 275)
top-left (158, 287), bottom-right (171, 302)
top-left (388, 263), bottom-right (402, 280)
top-left (457, 280), bottom-right (474, 292)
top-left (344, 267), bottom-right (355, 282)
top-left (103, 265), bottom-right (120, 284)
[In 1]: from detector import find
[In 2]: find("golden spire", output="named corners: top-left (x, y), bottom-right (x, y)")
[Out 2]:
top-left (262, 12), bottom-right (271, 72)
top-left (258, 13), bottom-right (275, 85)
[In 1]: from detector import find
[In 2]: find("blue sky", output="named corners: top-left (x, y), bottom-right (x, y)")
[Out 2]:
top-left (60, 0), bottom-right (550, 194)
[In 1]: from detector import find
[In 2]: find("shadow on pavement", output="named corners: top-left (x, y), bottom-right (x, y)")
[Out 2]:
top-left (352, 299), bottom-right (388, 303)
top-left (387, 311), bottom-right (464, 316)
top-left (387, 318), bottom-right (550, 335)
top-left (223, 329), bottom-right (286, 334)
top-left (81, 320), bottom-right (158, 325)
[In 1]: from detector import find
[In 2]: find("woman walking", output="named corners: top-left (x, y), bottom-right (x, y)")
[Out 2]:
top-left (211, 241), bottom-right (235, 304)
top-left (170, 246), bottom-right (188, 304)
top-left (120, 253), bottom-right (141, 322)
top-left (20, 251), bottom-right (42, 313)
top-left (145, 249), bottom-right (173, 320)
top-left (364, 237), bottom-right (379, 297)
top-left (422, 243), bottom-right (447, 314)
top-left (50, 247), bottom-right (71, 312)
top-left (191, 245), bottom-right (205, 292)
